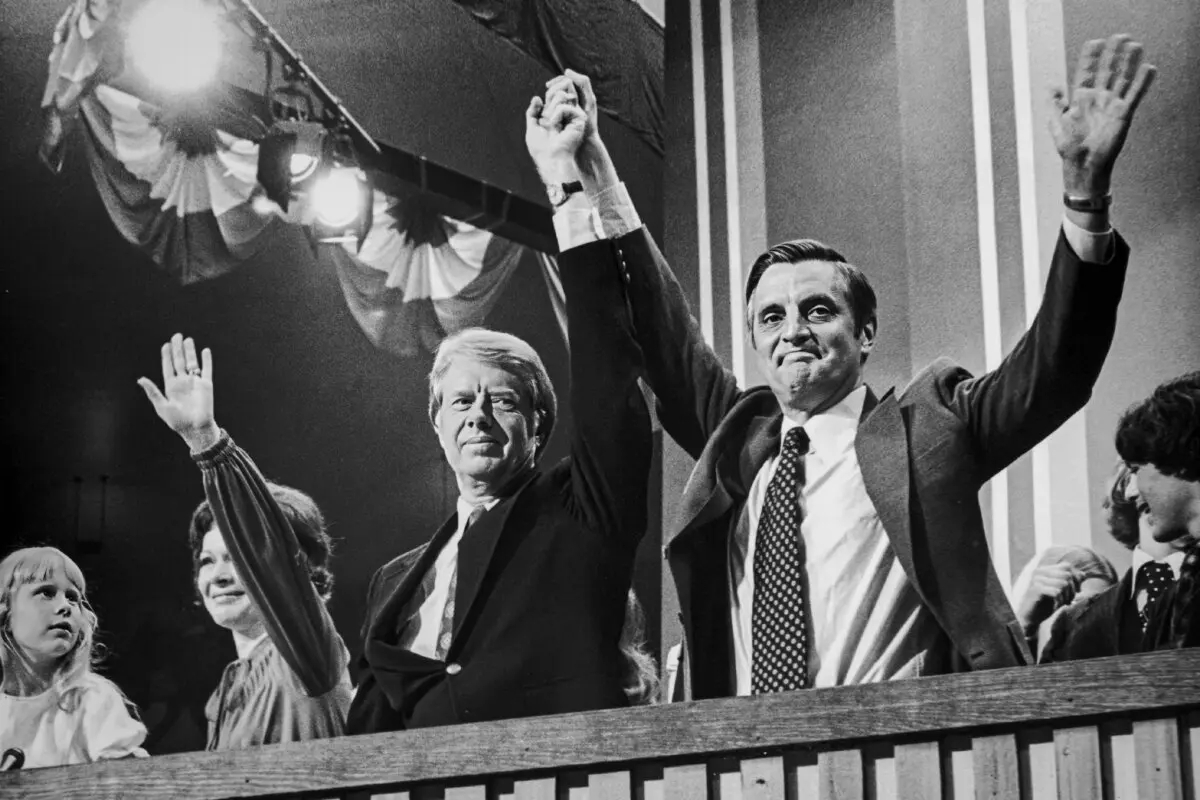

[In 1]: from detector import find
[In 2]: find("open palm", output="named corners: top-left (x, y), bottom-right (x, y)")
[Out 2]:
top-left (137, 334), bottom-right (218, 449)
top-left (1051, 35), bottom-right (1156, 196)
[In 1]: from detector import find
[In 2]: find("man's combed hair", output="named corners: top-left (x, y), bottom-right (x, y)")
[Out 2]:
top-left (188, 482), bottom-right (335, 601)
top-left (744, 239), bottom-right (878, 336)
top-left (427, 328), bottom-right (558, 456)
top-left (1115, 370), bottom-right (1200, 483)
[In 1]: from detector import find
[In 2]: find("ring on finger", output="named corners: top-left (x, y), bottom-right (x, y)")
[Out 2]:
top-left (187, 367), bottom-right (202, 377)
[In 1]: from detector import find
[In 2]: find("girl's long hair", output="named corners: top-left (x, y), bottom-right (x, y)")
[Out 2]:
top-left (0, 547), bottom-right (102, 711)
top-left (619, 589), bottom-right (661, 705)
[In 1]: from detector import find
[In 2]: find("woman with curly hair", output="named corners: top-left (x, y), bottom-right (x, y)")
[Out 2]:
top-left (0, 546), bottom-right (147, 767)
top-left (138, 334), bottom-right (352, 750)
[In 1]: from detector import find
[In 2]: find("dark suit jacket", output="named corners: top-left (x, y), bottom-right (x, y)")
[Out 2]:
top-left (346, 239), bottom-right (651, 733)
top-left (587, 226), bottom-right (1129, 700)
top-left (1041, 568), bottom-right (1142, 662)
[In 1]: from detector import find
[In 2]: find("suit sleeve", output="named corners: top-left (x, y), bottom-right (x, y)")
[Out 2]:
top-left (557, 237), bottom-right (653, 539)
top-left (943, 230), bottom-right (1129, 479)
top-left (193, 433), bottom-right (347, 697)
top-left (591, 227), bottom-right (742, 460)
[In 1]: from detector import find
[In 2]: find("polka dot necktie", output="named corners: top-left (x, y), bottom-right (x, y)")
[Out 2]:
top-left (751, 426), bottom-right (811, 694)
top-left (1137, 560), bottom-right (1174, 630)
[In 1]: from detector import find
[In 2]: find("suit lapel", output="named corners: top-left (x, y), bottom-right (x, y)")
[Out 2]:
top-left (855, 388), bottom-right (919, 594)
top-left (368, 515), bottom-right (458, 646)
top-left (667, 396), bottom-right (782, 554)
top-left (451, 471), bottom-right (539, 640)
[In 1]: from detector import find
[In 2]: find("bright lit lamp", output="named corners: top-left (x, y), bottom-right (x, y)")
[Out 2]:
top-left (126, 0), bottom-right (224, 94)
top-left (311, 166), bottom-right (372, 247)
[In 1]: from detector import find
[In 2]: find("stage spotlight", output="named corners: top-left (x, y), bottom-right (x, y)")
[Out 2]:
top-left (255, 121), bottom-right (328, 211)
top-left (311, 166), bottom-right (373, 248)
top-left (126, 0), bottom-right (224, 94)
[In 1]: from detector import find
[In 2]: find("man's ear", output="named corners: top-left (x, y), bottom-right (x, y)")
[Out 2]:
top-left (859, 316), bottom-right (878, 353)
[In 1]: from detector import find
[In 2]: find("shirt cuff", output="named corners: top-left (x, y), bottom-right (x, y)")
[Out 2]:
top-left (590, 182), bottom-right (643, 240)
top-left (553, 203), bottom-right (603, 252)
top-left (1062, 215), bottom-right (1115, 264)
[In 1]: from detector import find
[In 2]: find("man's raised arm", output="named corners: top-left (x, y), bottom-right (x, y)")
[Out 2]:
top-left (525, 73), bottom-right (742, 458)
top-left (948, 34), bottom-right (1156, 478)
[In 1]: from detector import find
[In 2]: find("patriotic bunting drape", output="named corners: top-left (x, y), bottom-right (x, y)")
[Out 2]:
top-left (41, 0), bottom-right (567, 357)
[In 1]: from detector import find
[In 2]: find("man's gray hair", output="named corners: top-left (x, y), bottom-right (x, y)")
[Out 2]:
top-left (427, 328), bottom-right (558, 456)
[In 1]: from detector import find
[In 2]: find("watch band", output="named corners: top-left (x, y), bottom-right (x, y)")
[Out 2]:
top-left (1063, 193), bottom-right (1112, 213)
top-left (548, 180), bottom-right (584, 208)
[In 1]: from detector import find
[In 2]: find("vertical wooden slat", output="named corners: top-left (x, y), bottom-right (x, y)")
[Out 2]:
top-left (863, 742), bottom-right (897, 800)
top-left (895, 741), bottom-right (941, 800)
top-left (590, 769), bottom-right (633, 800)
top-left (712, 756), bottom-right (743, 800)
top-left (1134, 717), bottom-right (1184, 800)
top-left (1183, 711), bottom-right (1200, 800)
top-left (741, 756), bottom-right (785, 800)
top-left (445, 786), bottom-right (486, 800)
top-left (635, 764), bottom-right (666, 800)
top-left (512, 777), bottom-right (556, 800)
top-left (1055, 725), bottom-right (1103, 800)
top-left (663, 764), bottom-right (708, 800)
top-left (786, 750), bottom-right (821, 799)
top-left (1019, 727), bottom-right (1056, 800)
top-left (819, 748), bottom-right (864, 800)
top-left (973, 733), bottom-right (1019, 800)
top-left (1101, 720), bottom-right (1136, 800)
top-left (943, 734), bottom-right (975, 800)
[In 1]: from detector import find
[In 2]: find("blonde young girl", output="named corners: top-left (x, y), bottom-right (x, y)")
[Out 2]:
top-left (0, 547), bottom-right (147, 768)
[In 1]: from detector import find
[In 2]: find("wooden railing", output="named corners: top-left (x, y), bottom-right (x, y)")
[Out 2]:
top-left (3, 650), bottom-right (1198, 799)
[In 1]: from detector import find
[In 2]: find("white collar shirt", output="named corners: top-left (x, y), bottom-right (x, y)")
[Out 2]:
top-left (728, 385), bottom-right (947, 693)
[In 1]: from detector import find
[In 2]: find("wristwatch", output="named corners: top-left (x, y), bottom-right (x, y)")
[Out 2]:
top-left (1063, 193), bottom-right (1112, 213)
top-left (547, 180), bottom-right (583, 208)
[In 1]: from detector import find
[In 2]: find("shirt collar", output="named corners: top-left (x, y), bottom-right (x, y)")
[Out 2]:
top-left (1130, 546), bottom-right (1186, 596)
top-left (780, 385), bottom-right (867, 456)
top-left (456, 496), bottom-right (499, 537)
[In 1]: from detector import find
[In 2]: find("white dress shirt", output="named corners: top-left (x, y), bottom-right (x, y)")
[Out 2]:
top-left (409, 497), bottom-right (495, 659)
top-left (1130, 546), bottom-right (1186, 614)
top-left (728, 387), bottom-right (945, 691)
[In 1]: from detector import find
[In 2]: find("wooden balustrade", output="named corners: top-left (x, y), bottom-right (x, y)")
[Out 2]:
top-left (3, 649), bottom-right (1198, 799)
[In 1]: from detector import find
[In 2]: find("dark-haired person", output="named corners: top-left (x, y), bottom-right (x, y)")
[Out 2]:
top-left (1117, 371), bottom-right (1200, 650)
top-left (1041, 461), bottom-right (1193, 662)
top-left (138, 335), bottom-right (352, 749)
top-left (530, 33), bottom-right (1153, 699)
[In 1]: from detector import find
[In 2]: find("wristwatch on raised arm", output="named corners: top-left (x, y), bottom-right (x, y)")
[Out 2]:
top-left (1062, 193), bottom-right (1112, 213)
top-left (546, 180), bottom-right (584, 208)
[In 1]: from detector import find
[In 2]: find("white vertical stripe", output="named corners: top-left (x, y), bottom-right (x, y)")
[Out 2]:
top-left (718, 0), bottom-right (746, 385)
top-left (1010, 0), bottom-right (1054, 553)
top-left (690, 0), bottom-right (714, 347)
top-left (966, 0), bottom-right (1011, 590)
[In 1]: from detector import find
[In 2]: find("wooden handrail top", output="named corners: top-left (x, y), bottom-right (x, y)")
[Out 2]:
top-left (3, 650), bottom-right (1198, 799)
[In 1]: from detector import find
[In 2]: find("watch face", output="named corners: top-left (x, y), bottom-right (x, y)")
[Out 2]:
top-left (547, 184), bottom-right (565, 206)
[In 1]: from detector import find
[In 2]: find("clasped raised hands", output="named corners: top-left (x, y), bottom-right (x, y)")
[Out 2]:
top-left (1051, 34), bottom-right (1156, 198)
top-left (137, 333), bottom-right (221, 453)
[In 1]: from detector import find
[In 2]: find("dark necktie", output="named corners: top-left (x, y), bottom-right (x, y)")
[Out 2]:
top-left (1137, 560), bottom-right (1174, 629)
top-left (751, 426), bottom-right (811, 694)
